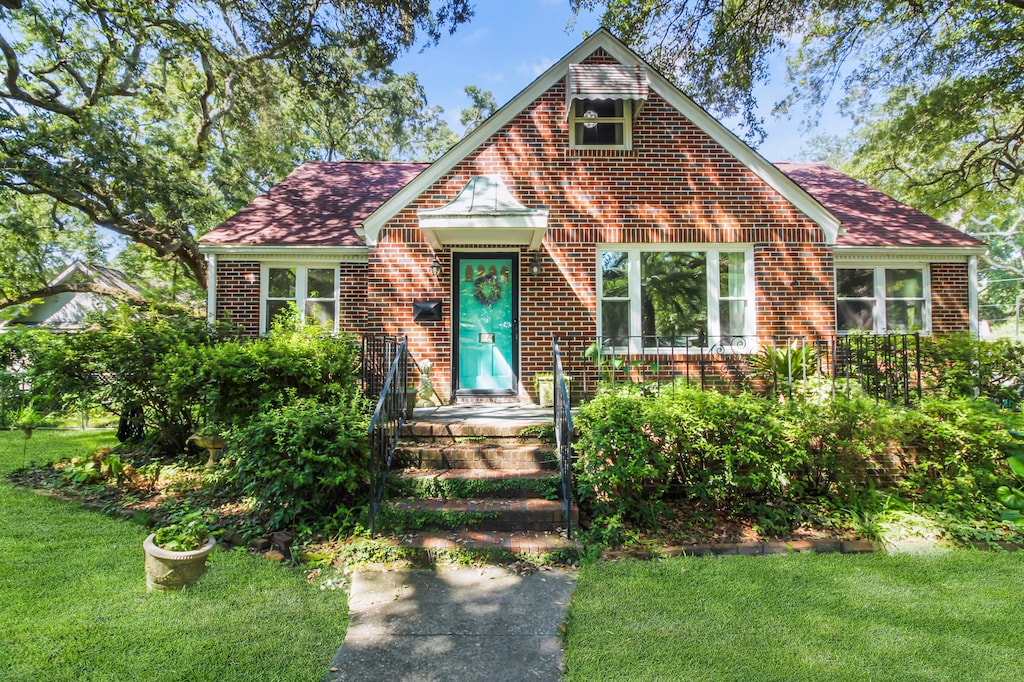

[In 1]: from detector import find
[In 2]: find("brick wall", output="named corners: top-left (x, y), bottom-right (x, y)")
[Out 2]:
top-left (368, 48), bottom-right (835, 402)
top-left (214, 260), bottom-right (260, 336)
top-left (931, 262), bottom-right (971, 333)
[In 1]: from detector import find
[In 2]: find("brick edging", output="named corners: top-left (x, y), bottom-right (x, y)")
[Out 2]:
top-left (601, 538), bottom-right (878, 560)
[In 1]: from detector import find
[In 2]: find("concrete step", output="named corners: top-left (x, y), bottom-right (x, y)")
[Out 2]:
top-left (398, 443), bottom-right (558, 470)
top-left (387, 498), bottom-right (576, 532)
top-left (391, 468), bottom-right (561, 499)
top-left (395, 530), bottom-right (582, 555)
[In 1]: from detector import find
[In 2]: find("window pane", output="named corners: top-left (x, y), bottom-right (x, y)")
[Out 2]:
top-left (886, 300), bottom-right (925, 331)
top-left (720, 252), bottom-right (745, 298)
top-left (307, 268), bottom-right (336, 299)
top-left (885, 268), bottom-right (923, 298)
top-left (576, 122), bottom-right (623, 146)
top-left (601, 251), bottom-right (628, 297)
top-left (268, 268), bottom-right (296, 298)
top-left (720, 300), bottom-right (746, 337)
top-left (305, 301), bottom-right (336, 328)
top-left (641, 251), bottom-right (707, 342)
top-left (601, 300), bottom-right (629, 346)
top-left (267, 299), bottom-right (293, 327)
top-left (837, 269), bottom-right (873, 298)
top-left (837, 300), bottom-right (875, 331)
top-left (576, 99), bottom-right (623, 118)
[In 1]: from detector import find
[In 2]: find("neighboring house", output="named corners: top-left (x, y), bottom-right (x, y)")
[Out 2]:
top-left (199, 29), bottom-right (984, 404)
top-left (0, 261), bottom-right (142, 331)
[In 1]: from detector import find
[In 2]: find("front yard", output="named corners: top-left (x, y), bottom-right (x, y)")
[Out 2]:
top-left (0, 430), bottom-right (348, 682)
top-left (565, 551), bottom-right (1022, 681)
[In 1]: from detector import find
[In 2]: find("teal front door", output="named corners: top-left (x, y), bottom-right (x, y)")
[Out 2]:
top-left (454, 254), bottom-right (518, 396)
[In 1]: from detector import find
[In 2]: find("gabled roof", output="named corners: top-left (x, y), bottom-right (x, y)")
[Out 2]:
top-left (775, 163), bottom-right (984, 251)
top-left (361, 28), bottom-right (841, 245)
top-left (200, 161), bottom-right (427, 249)
top-left (1, 261), bottom-right (141, 330)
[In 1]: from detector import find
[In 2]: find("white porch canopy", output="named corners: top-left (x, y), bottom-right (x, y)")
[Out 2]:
top-left (417, 175), bottom-right (549, 251)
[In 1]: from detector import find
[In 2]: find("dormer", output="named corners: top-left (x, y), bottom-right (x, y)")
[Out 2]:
top-left (566, 62), bottom-right (648, 150)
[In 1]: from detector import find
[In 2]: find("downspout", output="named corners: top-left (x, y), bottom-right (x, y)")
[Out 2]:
top-left (206, 253), bottom-right (217, 326)
top-left (968, 255), bottom-right (978, 337)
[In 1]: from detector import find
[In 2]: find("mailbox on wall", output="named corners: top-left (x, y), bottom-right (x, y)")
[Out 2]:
top-left (412, 300), bottom-right (443, 322)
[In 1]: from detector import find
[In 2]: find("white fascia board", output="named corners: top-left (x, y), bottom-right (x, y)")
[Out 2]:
top-left (197, 244), bottom-right (368, 262)
top-left (835, 246), bottom-right (987, 262)
top-left (363, 28), bottom-right (842, 246)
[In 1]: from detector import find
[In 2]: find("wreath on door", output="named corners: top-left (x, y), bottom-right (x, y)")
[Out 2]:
top-left (473, 274), bottom-right (502, 306)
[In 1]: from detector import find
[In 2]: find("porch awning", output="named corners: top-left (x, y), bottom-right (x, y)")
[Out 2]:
top-left (417, 175), bottom-right (549, 251)
top-left (566, 63), bottom-right (648, 114)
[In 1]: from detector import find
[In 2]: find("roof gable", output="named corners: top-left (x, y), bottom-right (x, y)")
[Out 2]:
top-left (361, 28), bottom-right (840, 245)
top-left (775, 163), bottom-right (984, 251)
top-left (200, 161), bottom-right (427, 249)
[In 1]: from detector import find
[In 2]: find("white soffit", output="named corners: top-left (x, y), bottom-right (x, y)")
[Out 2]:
top-left (418, 175), bottom-right (549, 250)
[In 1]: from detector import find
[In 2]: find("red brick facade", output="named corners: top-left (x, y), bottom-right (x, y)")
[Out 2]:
top-left (202, 40), bottom-right (980, 403)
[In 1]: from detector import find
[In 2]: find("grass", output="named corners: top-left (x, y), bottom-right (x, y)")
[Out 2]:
top-left (564, 552), bottom-right (1023, 681)
top-left (0, 429), bottom-right (348, 682)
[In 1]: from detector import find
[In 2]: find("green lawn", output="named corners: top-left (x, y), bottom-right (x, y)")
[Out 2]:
top-left (564, 551), bottom-right (1022, 681)
top-left (0, 430), bottom-right (348, 682)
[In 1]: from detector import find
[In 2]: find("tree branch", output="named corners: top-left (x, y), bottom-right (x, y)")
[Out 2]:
top-left (0, 282), bottom-right (150, 311)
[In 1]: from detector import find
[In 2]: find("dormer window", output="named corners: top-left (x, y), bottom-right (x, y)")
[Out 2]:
top-left (571, 98), bottom-right (631, 149)
top-left (566, 62), bottom-right (648, 151)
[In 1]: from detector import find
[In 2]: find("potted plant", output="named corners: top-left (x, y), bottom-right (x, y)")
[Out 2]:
top-left (143, 510), bottom-right (216, 591)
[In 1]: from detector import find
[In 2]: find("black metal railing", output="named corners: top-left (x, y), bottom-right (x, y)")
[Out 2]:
top-left (361, 334), bottom-right (405, 399)
top-left (553, 336), bottom-right (575, 539)
top-left (557, 333), bottom-right (922, 406)
top-left (366, 335), bottom-right (408, 533)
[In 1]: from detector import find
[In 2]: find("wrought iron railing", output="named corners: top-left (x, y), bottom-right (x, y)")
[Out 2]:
top-left (556, 333), bottom-right (922, 406)
top-left (361, 334), bottom-right (406, 398)
top-left (553, 336), bottom-right (575, 539)
top-left (365, 335), bottom-right (408, 533)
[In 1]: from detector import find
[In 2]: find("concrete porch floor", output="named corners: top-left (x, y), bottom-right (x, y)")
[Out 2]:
top-left (409, 403), bottom-right (555, 427)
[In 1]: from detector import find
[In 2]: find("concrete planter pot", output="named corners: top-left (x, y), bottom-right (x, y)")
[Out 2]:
top-left (143, 534), bottom-right (216, 592)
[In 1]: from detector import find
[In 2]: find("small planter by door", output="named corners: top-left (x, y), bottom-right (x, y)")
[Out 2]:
top-left (143, 534), bottom-right (217, 592)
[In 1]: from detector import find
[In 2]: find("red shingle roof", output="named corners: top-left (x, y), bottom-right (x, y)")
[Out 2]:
top-left (200, 161), bottom-right (428, 247)
top-left (775, 162), bottom-right (982, 249)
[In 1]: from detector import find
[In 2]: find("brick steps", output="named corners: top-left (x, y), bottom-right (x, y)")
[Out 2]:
top-left (378, 413), bottom-right (577, 552)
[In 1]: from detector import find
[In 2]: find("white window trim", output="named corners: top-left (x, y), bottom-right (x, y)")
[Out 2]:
top-left (596, 244), bottom-right (756, 353)
top-left (835, 264), bottom-right (931, 334)
top-left (569, 99), bottom-right (633, 150)
top-left (260, 263), bottom-right (340, 335)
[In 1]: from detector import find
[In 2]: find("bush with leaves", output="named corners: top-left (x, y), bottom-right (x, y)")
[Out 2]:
top-left (919, 333), bottom-right (1024, 405)
top-left (230, 396), bottom-right (370, 531)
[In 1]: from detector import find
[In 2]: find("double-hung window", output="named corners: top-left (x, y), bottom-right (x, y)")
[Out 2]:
top-left (836, 266), bottom-right (928, 333)
top-left (570, 98), bottom-right (632, 149)
top-left (598, 246), bottom-right (755, 350)
top-left (262, 265), bottom-right (338, 333)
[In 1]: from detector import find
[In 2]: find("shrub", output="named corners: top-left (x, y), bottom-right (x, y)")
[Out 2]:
top-left (230, 396), bottom-right (371, 531)
top-left (919, 333), bottom-right (1024, 405)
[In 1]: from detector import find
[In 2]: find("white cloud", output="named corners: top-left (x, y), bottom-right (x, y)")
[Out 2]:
top-left (463, 27), bottom-right (490, 45)
top-left (518, 57), bottom-right (555, 77)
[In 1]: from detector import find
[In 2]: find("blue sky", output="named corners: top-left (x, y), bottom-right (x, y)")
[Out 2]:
top-left (392, 1), bottom-right (851, 162)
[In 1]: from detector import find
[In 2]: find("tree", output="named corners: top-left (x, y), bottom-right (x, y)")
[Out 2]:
top-left (1, 0), bottom-right (472, 292)
top-left (460, 85), bottom-right (498, 131)
top-left (574, 0), bottom-right (1024, 197)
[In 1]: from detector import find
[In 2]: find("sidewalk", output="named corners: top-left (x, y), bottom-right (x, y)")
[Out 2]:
top-left (323, 565), bottom-right (577, 681)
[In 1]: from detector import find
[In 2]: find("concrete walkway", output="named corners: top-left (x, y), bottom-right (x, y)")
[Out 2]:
top-left (323, 566), bottom-right (577, 682)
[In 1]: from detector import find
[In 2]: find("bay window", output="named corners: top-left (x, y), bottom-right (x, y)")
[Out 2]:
top-left (598, 246), bottom-right (754, 349)
top-left (262, 265), bottom-right (338, 333)
top-left (836, 266), bottom-right (928, 333)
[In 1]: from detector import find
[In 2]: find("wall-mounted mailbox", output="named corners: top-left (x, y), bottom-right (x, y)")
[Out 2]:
top-left (412, 300), bottom-right (443, 322)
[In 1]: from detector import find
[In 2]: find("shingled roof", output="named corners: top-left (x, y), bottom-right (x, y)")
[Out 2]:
top-left (775, 162), bottom-right (983, 249)
top-left (200, 161), bottom-right (427, 247)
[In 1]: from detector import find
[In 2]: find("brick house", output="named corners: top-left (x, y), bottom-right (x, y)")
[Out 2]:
top-left (199, 29), bottom-right (984, 404)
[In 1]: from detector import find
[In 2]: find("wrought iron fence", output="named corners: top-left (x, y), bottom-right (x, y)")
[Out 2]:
top-left (556, 333), bottom-right (922, 406)
top-left (364, 335), bottom-right (408, 533)
top-left (552, 336), bottom-right (575, 539)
